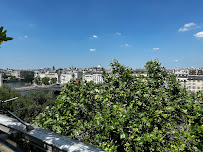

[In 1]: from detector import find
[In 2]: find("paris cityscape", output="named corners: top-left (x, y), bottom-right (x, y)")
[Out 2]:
top-left (0, 65), bottom-right (203, 92)
top-left (0, 0), bottom-right (203, 152)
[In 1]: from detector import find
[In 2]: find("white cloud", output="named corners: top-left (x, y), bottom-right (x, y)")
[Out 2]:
top-left (89, 48), bottom-right (96, 52)
top-left (193, 31), bottom-right (203, 38)
top-left (18, 36), bottom-right (28, 40)
top-left (184, 23), bottom-right (196, 28)
top-left (178, 28), bottom-right (189, 32)
top-left (121, 43), bottom-right (130, 47)
top-left (90, 35), bottom-right (98, 39)
top-left (115, 32), bottom-right (122, 35)
top-left (178, 22), bottom-right (199, 32)
top-left (153, 48), bottom-right (159, 50)
top-left (174, 60), bottom-right (179, 62)
top-left (93, 35), bottom-right (98, 38)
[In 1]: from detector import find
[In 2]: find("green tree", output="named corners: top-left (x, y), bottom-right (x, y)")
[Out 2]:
top-left (24, 74), bottom-right (34, 84)
top-left (10, 76), bottom-right (16, 80)
top-left (18, 90), bottom-right (56, 123)
top-left (50, 78), bottom-right (57, 84)
top-left (34, 76), bottom-right (41, 85)
top-left (42, 77), bottom-right (50, 85)
top-left (0, 84), bottom-right (56, 123)
top-left (0, 26), bottom-right (13, 45)
top-left (35, 60), bottom-right (202, 152)
top-left (2, 73), bottom-right (8, 79)
top-left (0, 84), bottom-right (20, 102)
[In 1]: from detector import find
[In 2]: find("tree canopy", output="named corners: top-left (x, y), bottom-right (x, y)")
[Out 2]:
top-left (42, 77), bottom-right (50, 85)
top-left (35, 59), bottom-right (202, 152)
top-left (0, 84), bottom-right (57, 123)
top-left (24, 74), bottom-right (34, 84)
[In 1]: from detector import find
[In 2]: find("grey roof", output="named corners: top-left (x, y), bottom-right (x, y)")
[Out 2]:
top-left (188, 75), bottom-right (203, 80)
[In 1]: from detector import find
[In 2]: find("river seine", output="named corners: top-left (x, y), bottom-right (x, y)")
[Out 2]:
top-left (5, 81), bottom-right (60, 96)
top-left (6, 81), bottom-right (26, 88)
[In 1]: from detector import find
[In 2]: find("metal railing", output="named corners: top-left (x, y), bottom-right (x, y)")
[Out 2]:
top-left (0, 97), bottom-right (34, 131)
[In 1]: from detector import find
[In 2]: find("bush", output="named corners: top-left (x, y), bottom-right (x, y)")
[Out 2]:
top-left (42, 77), bottom-right (50, 85)
top-left (34, 76), bottom-right (42, 85)
top-left (35, 60), bottom-right (202, 151)
top-left (0, 84), bottom-right (20, 101)
top-left (0, 85), bottom-right (56, 123)
top-left (50, 78), bottom-right (57, 84)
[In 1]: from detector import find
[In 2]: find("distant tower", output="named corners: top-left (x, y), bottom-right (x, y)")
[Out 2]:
top-left (0, 73), bottom-right (3, 87)
top-left (53, 66), bottom-right (55, 71)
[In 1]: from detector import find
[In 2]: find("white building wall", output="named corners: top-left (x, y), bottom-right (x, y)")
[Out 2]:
top-left (60, 72), bottom-right (82, 84)
top-left (83, 73), bottom-right (103, 83)
top-left (83, 74), bottom-right (93, 82)
top-left (11, 70), bottom-right (20, 78)
top-left (93, 74), bottom-right (103, 83)
top-left (186, 79), bottom-right (203, 92)
top-left (38, 73), bottom-right (46, 78)
top-left (61, 73), bottom-right (73, 84)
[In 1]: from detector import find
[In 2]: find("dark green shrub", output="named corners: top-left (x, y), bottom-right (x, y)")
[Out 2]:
top-left (0, 85), bottom-right (56, 123)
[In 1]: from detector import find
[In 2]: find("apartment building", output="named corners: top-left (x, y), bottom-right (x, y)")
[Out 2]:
top-left (60, 71), bottom-right (83, 84)
top-left (186, 75), bottom-right (203, 92)
top-left (83, 72), bottom-right (103, 83)
top-left (35, 71), bottom-right (59, 82)
top-left (174, 68), bottom-right (203, 92)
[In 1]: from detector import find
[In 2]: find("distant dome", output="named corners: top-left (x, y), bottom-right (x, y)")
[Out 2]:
top-left (98, 65), bottom-right (101, 68)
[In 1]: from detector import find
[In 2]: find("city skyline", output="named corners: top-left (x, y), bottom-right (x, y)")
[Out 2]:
top-left (1, 0), bottom-right (203, 69)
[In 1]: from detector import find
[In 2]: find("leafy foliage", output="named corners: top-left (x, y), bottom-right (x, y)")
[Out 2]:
top-left (24, 74), bottom-right (34, 84)
top-left (18, 90), bottom-right (57, 122)
top-left (50, 78), bottom-right (57, 84)
top-left (2, 74), bottom-right (16, 80)
top-left (42, 77), bottom-right (50, 85)
top-left (34, 76), bottom-right (42, 85)
top-left (0, 26), bottom-right (13, 45)
top-left (0, 85), bottom-right (57, 123)
top-left (35, 59), bottom-right (203, 151)
top-left (0, 84), bottom-right (20, 101)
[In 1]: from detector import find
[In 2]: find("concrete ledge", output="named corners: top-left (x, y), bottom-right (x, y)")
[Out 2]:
top-left (0, 114), bottom-right (106, 152)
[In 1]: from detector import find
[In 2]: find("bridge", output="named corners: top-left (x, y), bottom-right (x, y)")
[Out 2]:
top-left (0, 114), bottom-right (106, 152)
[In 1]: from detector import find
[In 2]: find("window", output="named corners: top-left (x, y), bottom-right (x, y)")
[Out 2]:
top-left (193, 86), bottom-right (196, 89)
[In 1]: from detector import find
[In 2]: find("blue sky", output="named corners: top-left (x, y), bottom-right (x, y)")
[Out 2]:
top-left (1, 0), bottom-right (203, 69)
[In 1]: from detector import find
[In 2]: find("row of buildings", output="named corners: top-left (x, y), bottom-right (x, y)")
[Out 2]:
top-left (172, 68), bottom-right (203, 92)
top-left (0, 65), bottom-right (108, 85)
top-left (0, 69), bottom-right (34, 80)
top-left (1, 66), bottom-right (203, 92)
top-left (33, 65), bottom-right (107, 84)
